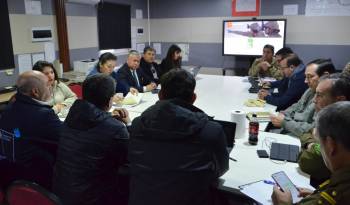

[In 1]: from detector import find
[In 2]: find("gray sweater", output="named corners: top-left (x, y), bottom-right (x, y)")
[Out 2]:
top-left (281, 88), bottom-right (315, 137)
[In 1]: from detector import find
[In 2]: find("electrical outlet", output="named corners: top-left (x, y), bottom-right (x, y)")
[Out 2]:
top-left (5, 69), bottom-right (14, 75)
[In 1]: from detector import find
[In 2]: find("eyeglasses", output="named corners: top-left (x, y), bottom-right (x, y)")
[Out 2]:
top-left (279, 66), bottom-right (290, 70)
top-left (305, 75), bottom-right (316, 80)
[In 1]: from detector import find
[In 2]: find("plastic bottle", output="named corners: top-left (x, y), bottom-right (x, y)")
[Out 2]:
top-left (248, 114), bottom-right (259, 145)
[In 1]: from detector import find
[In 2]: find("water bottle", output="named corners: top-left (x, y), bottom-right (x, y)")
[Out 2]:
top-left (248, 114), bottom-right (259, 145)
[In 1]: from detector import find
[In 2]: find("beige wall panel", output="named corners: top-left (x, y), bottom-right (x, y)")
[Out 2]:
top-left (9, 14), bottom-right (58, 54)
top-left (150, 16), bottom-right (350, 45)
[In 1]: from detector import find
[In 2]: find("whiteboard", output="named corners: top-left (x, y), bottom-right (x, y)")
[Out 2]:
top-left (305, 0), bottom-right (350, 16)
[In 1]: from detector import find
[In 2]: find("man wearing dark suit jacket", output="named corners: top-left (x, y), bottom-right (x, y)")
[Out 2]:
top-left (0, 71), bottom-right (63, 188)
top-left (117, 50), bottom-right (157, 95)
top-left (140, 46), bottom-right (161, 84)
top-left (258, 53), bottom-right (308, 111)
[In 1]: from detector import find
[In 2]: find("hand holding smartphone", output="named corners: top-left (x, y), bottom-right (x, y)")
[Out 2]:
top-left (272, 171), bottom-right (301, 203)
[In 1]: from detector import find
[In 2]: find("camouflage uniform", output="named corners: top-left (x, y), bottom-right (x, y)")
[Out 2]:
top-left (281, 88), bottom-right (316, 137)
top-left (248, 58), bottom-right (283, 80)
top-left (298, 131), bottom-right (331, 184)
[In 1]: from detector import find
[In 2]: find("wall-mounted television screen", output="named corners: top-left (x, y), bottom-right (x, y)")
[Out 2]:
top-left (223, 19), bottom-right (286, 56)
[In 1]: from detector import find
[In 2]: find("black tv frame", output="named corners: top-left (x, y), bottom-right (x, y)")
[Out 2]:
top-left (222, 18), bottom-right (287, 57)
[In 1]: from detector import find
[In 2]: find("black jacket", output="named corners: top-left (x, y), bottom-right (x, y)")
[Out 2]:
top-left (53, 100), bottom-right (129, 205)
top-left (139, 57), bottom-right (161, 84)
top-left (267, 64), bottom-right (308, 111)
top-left (129, 99), bottom-right (229, 205)
top-left (159, 59), bottom-right (181, 77)
top-left (0, 92), bottom-right (62, 167)
top-left (116, 63), bottom-right (151, 95)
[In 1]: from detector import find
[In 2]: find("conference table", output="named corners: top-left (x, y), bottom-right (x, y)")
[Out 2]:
top-left (113, 74), bottom-right (313, 203)
top-left (62, 73), bottom-right (312, 204)
top-left (125, 74), bottom-right (277, 131)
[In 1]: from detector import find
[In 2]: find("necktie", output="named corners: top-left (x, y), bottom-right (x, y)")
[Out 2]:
top-left (132, 70), bottom-right (141, 88)
top-left (151, 65), bottom-right (158, 79)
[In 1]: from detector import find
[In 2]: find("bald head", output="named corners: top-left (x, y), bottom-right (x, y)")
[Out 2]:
top-left (17, 70), bottom-right (51, 102)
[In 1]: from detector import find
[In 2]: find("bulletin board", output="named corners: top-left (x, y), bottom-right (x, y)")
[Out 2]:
top-left (232, 0), bottom-right (260, 17)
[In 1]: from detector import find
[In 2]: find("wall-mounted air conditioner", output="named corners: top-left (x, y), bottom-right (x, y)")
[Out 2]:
top-left (66, 0), bottom-right (100, 5)
top-left (31, 27), bottom-right (53, 42)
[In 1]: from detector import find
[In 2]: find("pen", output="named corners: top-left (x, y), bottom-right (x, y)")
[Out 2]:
top-left (229, 157), bottom-right (237, 162)
top-left (263, 180), bottom-right (275, 185)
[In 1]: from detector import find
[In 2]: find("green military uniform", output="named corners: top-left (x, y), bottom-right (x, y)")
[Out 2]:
top-left (298, 131), bottom-right (331, 182)
top-left (248, 58), bottom-right (283, 80)
top-left (342, 62), bottom-right (350, 75)
top-left (298, 166), bottom-right (350, 205)
top-left (281, 88), bottom-right (316, 137)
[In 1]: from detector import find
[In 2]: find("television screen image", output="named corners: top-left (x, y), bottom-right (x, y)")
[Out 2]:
top-left (223, 19), bottom-right (286, 56)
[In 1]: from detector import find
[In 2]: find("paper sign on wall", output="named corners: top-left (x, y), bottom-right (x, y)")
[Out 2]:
top-left (44, 42), bottom-right (56, 63)
top-left (177, 44), bottom-right (189, 62)
top-left (136, 9), bottom-right (143, 19)
top-left (24, 0), bottom-right (42, 15)
top-left (32, 53), bottom-right (45, 65)
top-left (136, 43), bottom-right (145, 54)
top-left (18, 54), bottom-right (32, 74)
top-left (153, 43), bottom-right (161, 55)
top-left (283, 4), bottom-right (298, 15)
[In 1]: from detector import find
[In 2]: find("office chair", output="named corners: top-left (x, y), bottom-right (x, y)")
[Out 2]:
top-left (68, 83), bottom-right (82, 99)
top-left (6, 180), bottom-right (63, 205)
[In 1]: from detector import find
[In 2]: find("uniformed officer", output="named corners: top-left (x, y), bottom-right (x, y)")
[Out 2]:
top-left (248, 44), bottom-right (282, 80)
top-left (297, 74), bottom-right (350, 187)
top-left (272, 101), bottom-right (350, 205)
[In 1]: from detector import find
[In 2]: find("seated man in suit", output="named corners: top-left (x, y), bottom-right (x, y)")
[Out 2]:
top-left (0, 70), bottom-right (63, 188)
top-left (248, 44), bottom-right (282, 80)
top-left (258, 53), bottom-right (308, 111)
top-left (53, 74), bottom-right (130, 205)
top-left (270, 59), bottom-right (336, 137)
top-left (272, 101), bottom-right (350, 205)
top-left (140, 46), bottom-right (161, 84)
top-left (129, 69), bottom-right (229, 205)
top-left (274, 47), bottom-right (293, 66)
top-left (117, 50), bottom-right (157, 95)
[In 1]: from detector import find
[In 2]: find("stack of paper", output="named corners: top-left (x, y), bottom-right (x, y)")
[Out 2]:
top-left (244, 99), bottom-right (266, 107)
top-left (122, 92), bottom-right (143, 106)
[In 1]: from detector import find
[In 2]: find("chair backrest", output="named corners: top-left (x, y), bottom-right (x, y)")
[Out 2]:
top-left (68, 83), bottom-right (82, 99)
top-left (0, 129), bottom-right (16, 162)
top-left (6, 180), bottom-right (62, 205)
top-left (0, 187), bottom-right (4, 204)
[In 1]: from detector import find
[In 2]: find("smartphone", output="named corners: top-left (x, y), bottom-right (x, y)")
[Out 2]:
top-left (151, 89), bottom-right (160, 94)
top-left (257, 150), bottom-right (269, 158)
top-left (271, 171), bottom-right (300, 203)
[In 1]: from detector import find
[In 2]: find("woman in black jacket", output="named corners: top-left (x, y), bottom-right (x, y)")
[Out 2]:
top-left (159, 44), bottom-right (182, 77)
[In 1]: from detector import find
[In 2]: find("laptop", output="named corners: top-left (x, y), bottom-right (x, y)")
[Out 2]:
top-left (212, 119), bottom-right (236, 153)
top-left (183, 66), bottom-right (201, 77)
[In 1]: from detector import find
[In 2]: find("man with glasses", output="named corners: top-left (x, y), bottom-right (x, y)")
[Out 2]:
top-left (269, 59), bottom-right (336, 137)
top-left (298, 73), bottom-right (350, 187)
top-left (272, 101), bottom-right (350, 205)
top-left (258, 53), bottom-right (308, 111)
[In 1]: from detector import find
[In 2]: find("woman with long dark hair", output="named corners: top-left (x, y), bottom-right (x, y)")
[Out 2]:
top-left (159, 44), bottom-right (182, 77)
top-left (33, 60), bottom-right (77, 115)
